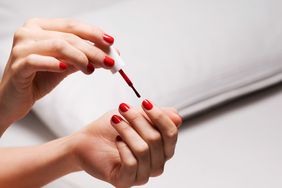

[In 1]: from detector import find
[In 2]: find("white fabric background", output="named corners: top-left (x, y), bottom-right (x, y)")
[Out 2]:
top-left (32, 0), bottom-right (282, 136)
top-left (0, 0), bottom-right (282, 187)
top-left (0, 0), bottom-right (282, 138)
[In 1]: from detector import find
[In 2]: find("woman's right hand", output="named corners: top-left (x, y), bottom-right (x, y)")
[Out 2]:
top-left (0, 18), bottom-right (115, 130)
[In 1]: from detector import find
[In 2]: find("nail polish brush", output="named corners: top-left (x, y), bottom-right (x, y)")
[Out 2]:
top-left (109, 46), bottom-right (141, 98)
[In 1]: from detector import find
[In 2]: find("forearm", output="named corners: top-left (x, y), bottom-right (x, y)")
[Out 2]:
top-left (0, 135), bottom-right (80, 188)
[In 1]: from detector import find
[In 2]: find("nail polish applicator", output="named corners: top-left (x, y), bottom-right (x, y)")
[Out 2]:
top-left (108, 46), bottom-right (141, 98)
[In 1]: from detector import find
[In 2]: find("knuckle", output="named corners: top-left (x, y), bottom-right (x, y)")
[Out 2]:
top-left (166, 150), bottom-right (175, 160)
top-left (166, 128), bottom-right (178, 140)
top-left (156, 112), bottom-right (167, 121)
top-left (11, 45), bottom-right (23, 58)
top-left (129, 112), bottom-right (142, 123)
top-left (13, 27), bottom-right (27, 41)
top-left (65, 19), bottom-right (79, 30)
top-left (10, 62), bottom-right (20, 73)
top-left (121, 125), bottom-right (133, 135)
top-left (24, 18), bottom-right (41, 26)
top-left (24, 54), bottom-right (37, 67)
top-left (136, 177), bottom-right (149, 186)
top-left (50, 39), bottom-right (67, 51)
top-left (88, 46), bottom-right (101, 61)
top-left (64, 33), bottom-right (80, 44)
top-left (147, 132), bottom-right (161, 144)
top-left (125, 158), bottom-right (137, 169)
top-left (92, 26), bottom-right (103, 37)
top-left (150, 111), bottom-right (166, 123)
top-left (77, 52), bottom-right (89, 65)
top-left (136, 144), bottom-right (149, 158)
top-left (152, 166), bottom-right (164, 177)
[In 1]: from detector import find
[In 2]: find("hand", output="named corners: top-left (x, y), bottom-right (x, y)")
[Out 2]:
top-left (0, 18), bottom-right (115, 128)
top-left (72, 100), bottom-right (182, 188)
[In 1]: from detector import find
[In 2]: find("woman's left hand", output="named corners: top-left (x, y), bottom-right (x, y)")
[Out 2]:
top-left (0, 100), bottom-right (182, 188)
top-left (73, 100), bottom-right (182, 188)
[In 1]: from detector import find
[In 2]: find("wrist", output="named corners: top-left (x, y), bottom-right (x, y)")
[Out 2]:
top-left (49, 135), bottom-right (83, 173)
top-left (0, 85), bottom-right (13, 135)
top-left (67, 132), bottom-right (91, 172)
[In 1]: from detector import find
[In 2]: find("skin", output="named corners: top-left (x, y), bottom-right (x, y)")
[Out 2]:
top-left (0, 18), bottom-right (183, 187)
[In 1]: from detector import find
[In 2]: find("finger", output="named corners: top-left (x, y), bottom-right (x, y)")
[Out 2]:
top-left (13, 27), bottom-right (115, 69)
top-left (111, 115), bottom-right (150, 185)
top-left (118, 103), bottom-right (165, 177)
top-left (115, 136), bottom-right (137, 188)
top-left (12, 39), bottom-right (92, 74)
top-left (25, 18), bottom-right (114, 47)
top-left (16, 28), bottom-right (115, 69)
top-left (161, 107), bottom-right (183, 127)
top-left (59, 32), bottom-right (115, 69)
top-left (141, 99), bottom-right (178, 160)
top-left (12, 54), bottom-right (67, 78)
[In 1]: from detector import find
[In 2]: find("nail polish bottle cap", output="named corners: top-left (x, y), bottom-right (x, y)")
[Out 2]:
top-left (109, 46), bottom-right (125, 74)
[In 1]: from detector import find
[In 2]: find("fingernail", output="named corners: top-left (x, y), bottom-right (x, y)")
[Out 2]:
top-left (103, 34), bottom-right (114, 44)
top-left (116, 135), bottom-right (123, 142)
top-left (104, 56), bottom-right (115, 67)
top-left (111, 115), bottom-right (123, 124)
top-left (142, 99), bottom-right (153, 110)
top-left (59, 62), bottom-right (68, 70)
top-left (119, 103), bottom-right (130, 112)
top-left (87, 63), bottom-right (95, 74)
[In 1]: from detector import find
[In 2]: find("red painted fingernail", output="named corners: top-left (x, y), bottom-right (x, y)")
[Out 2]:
top-left (103, 34), bottom-right (114, 44)
top-left (111, 115), bottom-right (123, 124)
top-left (104, 56), bottom-right (115, 67)
top-left (119, 103), bottom-right (130, 112)
top-left (142, 99), bottom-right (153, 110)
top-left (87, 63), bottom-right (95, 74)
top-left (116, 135), bottom-right (122, 142)
top-left (59, 62), bottom-right (68, 70)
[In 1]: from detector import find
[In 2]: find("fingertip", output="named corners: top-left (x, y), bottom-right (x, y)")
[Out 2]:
top-left (104, 56), bottom-right (115, 68)
top-left (59, 62), bottom-right (68, 70)
top-left (103, 33), bottom-right (114, 45)
top-left (119, 103), bottom-right (130, 113)
top-left (116, 135), bottom-right (123, 142)
top-left (111, 115), bottom-right (123, 124)
top-left (175, 113), bottom-right (183, 127)
top-left (142, 99), bottom-right (153, 111)
top-left (168, 111), bottom-right (183, 127)
top-left (86, 63), bottom-right (95, 74)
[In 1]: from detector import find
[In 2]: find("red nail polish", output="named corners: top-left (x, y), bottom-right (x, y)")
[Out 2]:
top-left (142, 99), bottom-right (153, 110)
top-left (104, 56), bottom-right (115, 67)
top-left (111, 115), bottom-right (122, 124)
top-left (116, 135), bottom-right (122, 142)
top-left (87, 63), bottom-right (95, 74)
top-left (103, 34), bottom-right (114, 44)
top-left (119, 103), bottom-right (130, 112)
top-left (59, 62), bottom-right (68, 70)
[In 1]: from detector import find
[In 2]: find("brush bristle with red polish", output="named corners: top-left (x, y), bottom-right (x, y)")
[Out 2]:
top-left (118, 69), bottom-right (141, 98)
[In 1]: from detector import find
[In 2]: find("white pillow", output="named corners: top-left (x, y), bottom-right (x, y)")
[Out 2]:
top-left (2, 0), bottom-right (282, 137)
